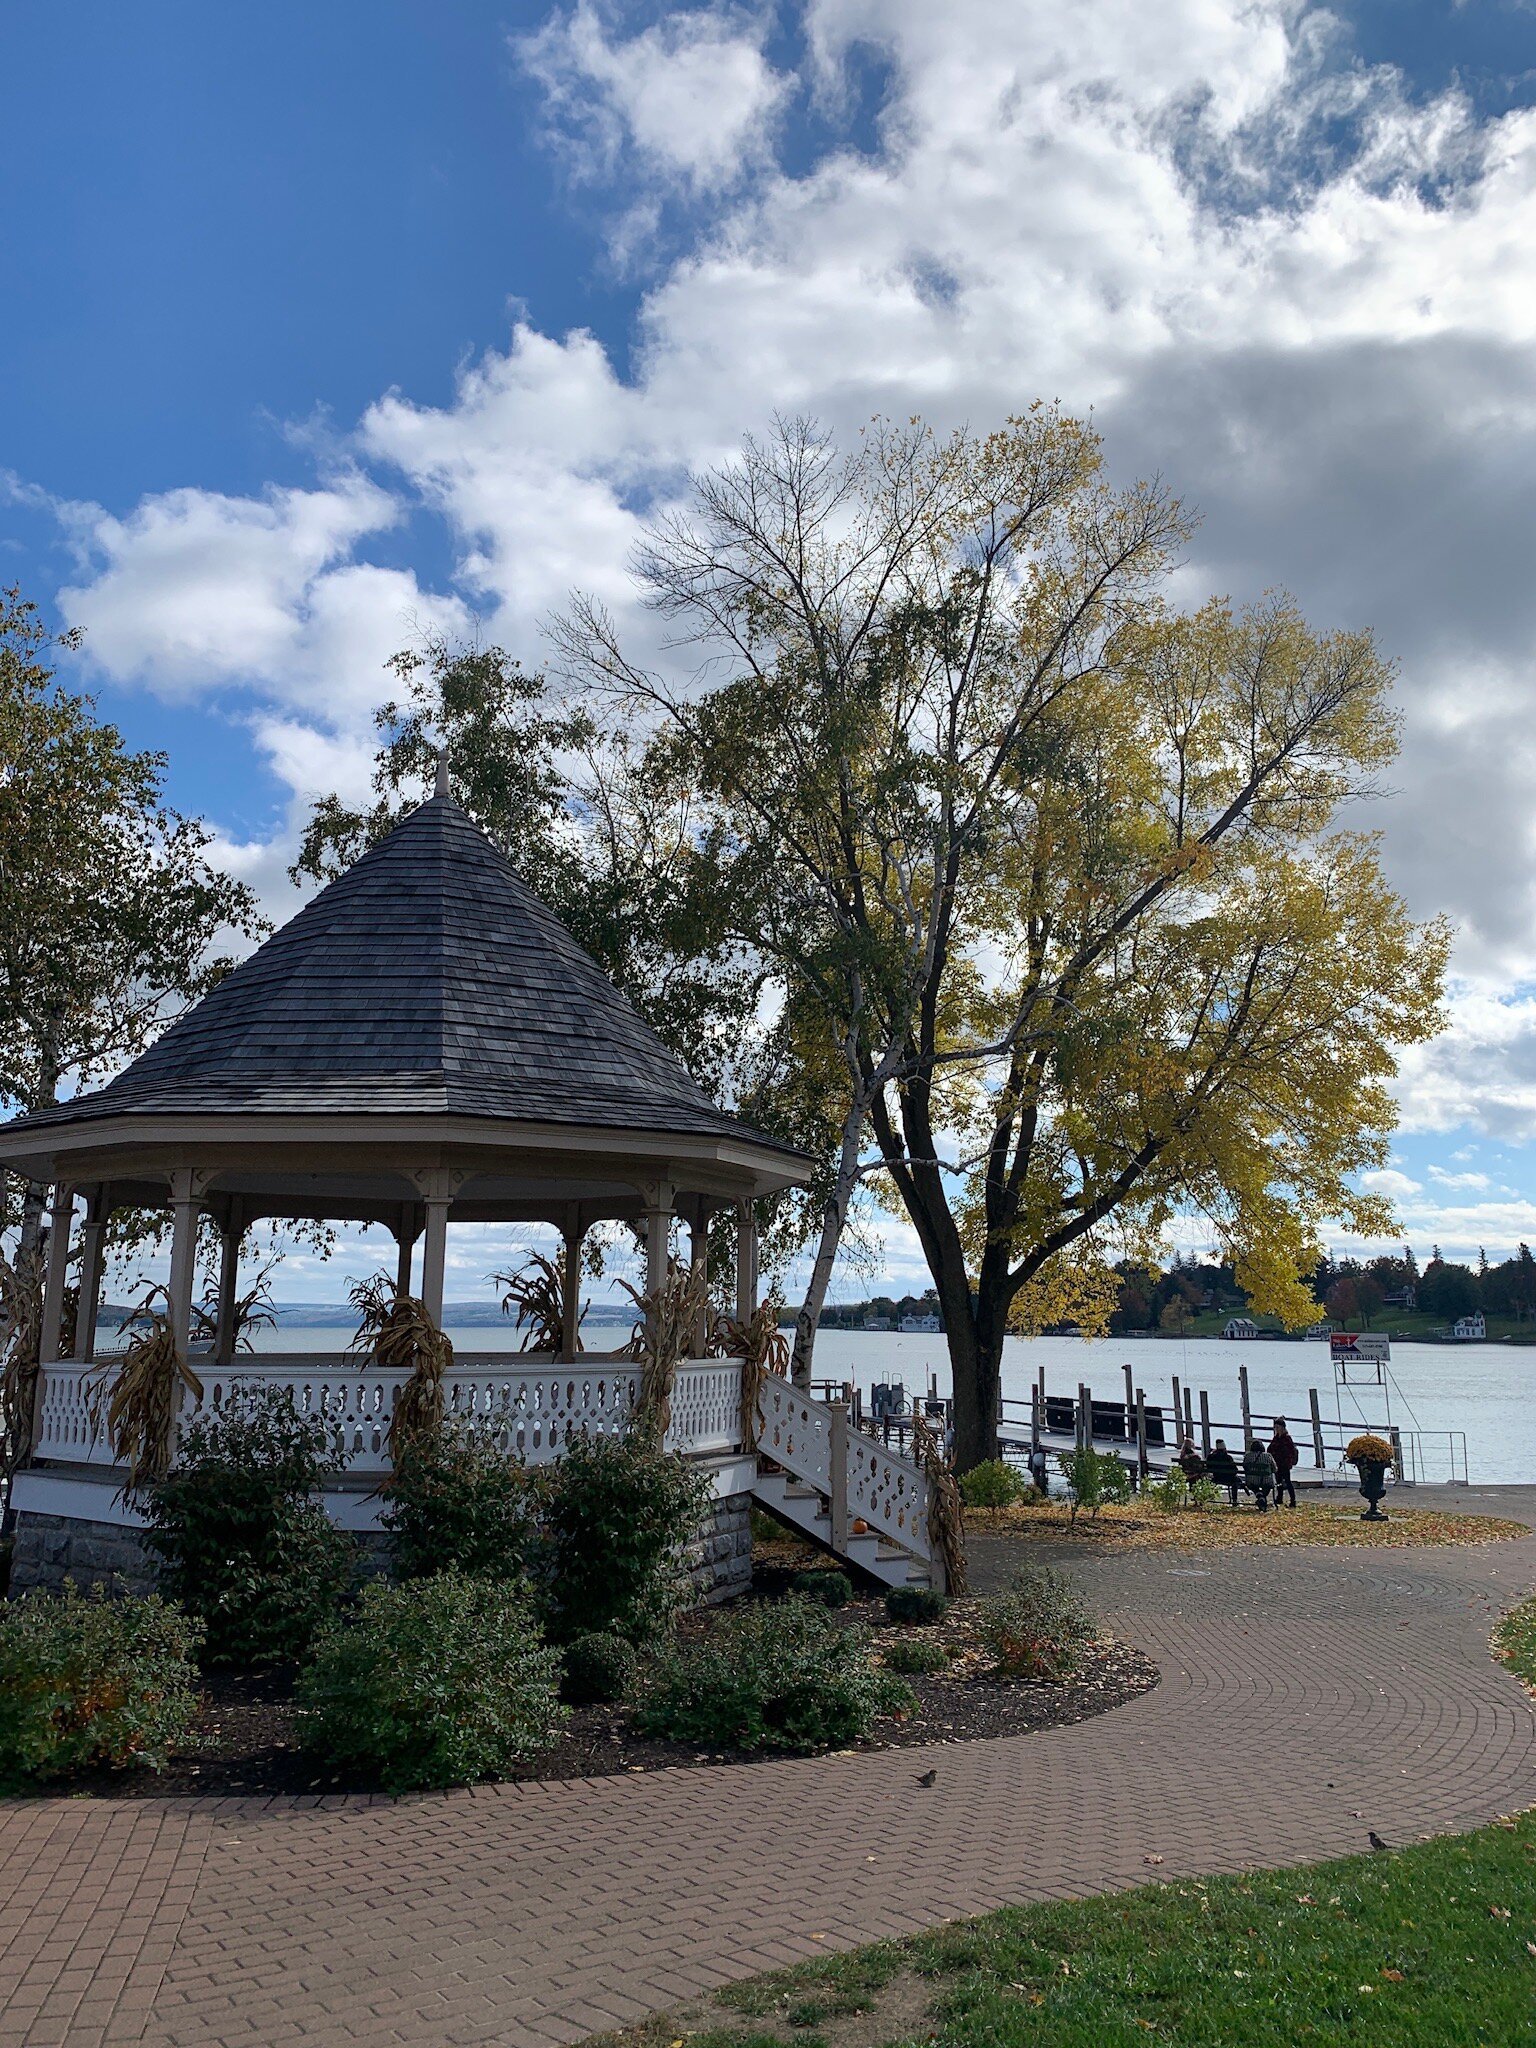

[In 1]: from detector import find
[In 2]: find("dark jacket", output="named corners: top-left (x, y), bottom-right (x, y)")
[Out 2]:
top-left (1244, 1445), bottom-right (1277, 1490)
top-left (1268, 1428), bottom-right (1299, 1475)
top-left (1207, 1445), bottom-right (1238, 1485)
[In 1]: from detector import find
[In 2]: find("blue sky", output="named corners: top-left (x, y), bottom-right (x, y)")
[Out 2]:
top-left (5, 1), bottom-right (1536, 1298)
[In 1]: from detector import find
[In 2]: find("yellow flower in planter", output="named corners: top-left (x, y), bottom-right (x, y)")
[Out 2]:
top-left (1345, 1433), bottom-right (1396, 1465)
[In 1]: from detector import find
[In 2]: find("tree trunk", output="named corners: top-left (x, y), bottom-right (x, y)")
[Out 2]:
top-left (944, 1284), bottom-right (1009, 1470)
top-left (791, 1092), bottom-right (870, 1387)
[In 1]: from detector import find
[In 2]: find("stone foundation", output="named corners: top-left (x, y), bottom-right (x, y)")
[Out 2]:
top-left (9, 1512), bottom-right (158, 1598)
top-left (685, 1490), bottom-right (752, 1604)
top-left (9, 1492), bottom-right (754, 1605)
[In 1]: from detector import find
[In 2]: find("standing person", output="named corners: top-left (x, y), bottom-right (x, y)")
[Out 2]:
top-left (1207, 1438), bottom-right (1240, 1506)
top-left (1243, 1438), bottom-right (1276, 1510)
top-left (1028, 1441), bottom-right (1049, 1498)
top-left (1268, 1418), bottom-right (1300, 1507)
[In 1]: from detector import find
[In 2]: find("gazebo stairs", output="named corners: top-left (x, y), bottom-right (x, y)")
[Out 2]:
top-left (751, 1379), bottom-right (944, 1593)
top-left (751, 1468), bottom-right (938, 1590)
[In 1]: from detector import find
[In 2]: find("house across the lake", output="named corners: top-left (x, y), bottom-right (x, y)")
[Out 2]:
top-left (1449, 1312), bottom-right (1486, 1341)
top-left (1223, 1316), bottom-right (1258, 1339)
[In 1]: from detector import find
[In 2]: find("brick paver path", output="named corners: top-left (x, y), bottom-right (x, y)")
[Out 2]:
top-left (4, 1484), bottom-right (1535, 2048)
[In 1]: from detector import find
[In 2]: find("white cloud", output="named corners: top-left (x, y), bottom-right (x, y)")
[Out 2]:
top-left (518, 3), bottom-right (789, 193)
top-left (1427, 1166), bottom-right (1492, 1190)
top-left (1362, 1168), bottom-right (1423, 1200)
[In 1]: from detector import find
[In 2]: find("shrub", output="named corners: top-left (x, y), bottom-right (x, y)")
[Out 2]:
top-left (1058, 1446), bottom-right (1133, 1520)
top-left (382, 1428), bottom-right (541, 1582)
top-left (977, 1565), bottom-right (1096, 1680)
top-left (1148, 1467), bottom-right (1188, 1514)
top-left (541, 1433), bottom-right (710, 1643)
top-left (297, 1572), bottom-right (567, 1791)
top-left (958, 1459), bottom-right (1031, 1511)
top-left (883, 1637), bottom-right (948, 1675)
top-left (142, 1385), bottom-right (355, 1666)
top-left (792, 1569), bottom-right (852, 1608)
top-left (636, 1598), bottom-right (916, 1752)
top-left (562, 1631), bottom-right (638, 1706)
top-left (884, 1584), bottom-right (949, 1626)
top-left (1189, 1475), bottom-right (1221, 1512)
top-left (0, 1584), bottom-right (202, 1790)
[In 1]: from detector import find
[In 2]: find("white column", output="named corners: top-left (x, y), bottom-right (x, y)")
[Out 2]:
top-left (213, 1203), bottom-right (243, 1365)
top-left (395, 1220), bottom-right (415, 1297)
top-left (735, 1199), bottom-right (758, 1324)
top-left (76, 1189), bottom-right (108, 1364)
top-left (560, 1212), bottom-right (585, 1362)
top-left (643, 1201), bottom-right (672, 1300)
top-left (38, 1184), bottom-right (76, 1365)
top-left (420, 1197), bottom-right (450, 1323)
top-left (165, 1170), bottom-right (201, 1353)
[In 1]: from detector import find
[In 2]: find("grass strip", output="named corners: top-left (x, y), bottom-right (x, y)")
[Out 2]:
top-left (1494, 1595), bottom-right (1536, 1691)
top-left (596, 1813), bottom-right (1536, 2048)
top-left (966, 1501), bottom-right (1525, 1551)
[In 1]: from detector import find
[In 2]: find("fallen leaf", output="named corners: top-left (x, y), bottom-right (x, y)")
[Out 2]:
top-left (1143, 1854), bottom-right (1164, 1866)
top-left (1491, 1907), bottom-right (1512, 1920)
top-left (1382, 1969), bottom-right (1404, 1982)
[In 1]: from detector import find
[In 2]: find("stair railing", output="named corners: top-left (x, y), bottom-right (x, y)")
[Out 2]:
top-left (756, 1378), bottom-right (938, 1585)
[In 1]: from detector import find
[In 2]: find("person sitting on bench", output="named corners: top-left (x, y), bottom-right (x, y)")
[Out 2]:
top-left (1206, 1438), bottom-right (1240, 1506)
top-left (1243, 1438), bottom-right (1276, 1510)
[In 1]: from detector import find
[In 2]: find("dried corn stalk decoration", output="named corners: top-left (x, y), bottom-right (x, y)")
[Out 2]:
top-left (348, 1274), bottom-right (454, 1461)
top-left (88, 1287), bottom-right (204, 1500)
top-left (492, 1251), bottom-right (584, 1355)
top-left (0, 1243), bottom-right (45, 1479)
top-left (710, 1294), bottom-right (790, 1450)
top-left (910, 1409), bottom-right (968, 1596)
top-left (190, 1258), bottom-right (279, 1353)
top-left (618, 1260), bottom-right (708, 1446)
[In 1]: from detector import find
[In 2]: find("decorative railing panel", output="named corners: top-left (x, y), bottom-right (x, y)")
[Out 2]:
top-left (755, 1378), bottom-right (833, 1491)
top-left (845, 1429), bottom-right (931, 1555)
top-left (33, 1354), bottom-right (743, 1475)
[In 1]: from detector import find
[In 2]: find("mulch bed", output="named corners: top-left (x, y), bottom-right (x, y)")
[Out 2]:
top-left (41, 1560), bottom-right (1158, 1800)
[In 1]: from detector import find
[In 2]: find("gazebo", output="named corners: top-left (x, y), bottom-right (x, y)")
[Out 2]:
top-left (1, 775), bottom-right (811, 1596)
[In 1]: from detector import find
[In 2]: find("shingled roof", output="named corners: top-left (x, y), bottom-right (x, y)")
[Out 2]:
top-left (5, 791), bottom-right (796, 1155)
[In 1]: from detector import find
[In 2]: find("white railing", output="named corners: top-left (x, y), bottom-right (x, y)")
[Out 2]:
top-left (845, 1427), bottom-right (932, 1557)
top-left (32, 1354), bottom-right (743, 1475)
top-left (756, 1377), bottom-right (934, 1572)
top-left (756, 1378), bottom-right (834, 1491)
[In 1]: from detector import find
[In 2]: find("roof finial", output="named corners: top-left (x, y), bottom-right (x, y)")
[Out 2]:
top-left (434, 748), bottom-right (450, 799)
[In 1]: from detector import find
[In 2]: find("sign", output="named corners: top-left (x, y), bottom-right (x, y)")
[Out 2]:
top-left (1331, 1331), bottom-right (1390, 1365)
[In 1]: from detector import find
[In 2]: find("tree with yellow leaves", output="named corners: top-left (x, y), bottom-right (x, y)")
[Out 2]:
top-left (556, 412), bottom-right (1447, 1467)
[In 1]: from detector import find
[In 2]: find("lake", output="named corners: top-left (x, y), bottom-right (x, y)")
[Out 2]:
top-left (243, 1323), bottom-right (1534, 1483)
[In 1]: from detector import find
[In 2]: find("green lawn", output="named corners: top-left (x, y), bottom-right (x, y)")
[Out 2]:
top-left (599, 1816), bottom-right (1536, 2047)
top-left (1495, 1596), bottom-right (1536, 1687)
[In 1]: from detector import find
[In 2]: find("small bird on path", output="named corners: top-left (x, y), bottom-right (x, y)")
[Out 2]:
top-left (1368, 1831), bottom-right (1389, 1852)
top-left (916, 1768), bottom-right (938, 1787)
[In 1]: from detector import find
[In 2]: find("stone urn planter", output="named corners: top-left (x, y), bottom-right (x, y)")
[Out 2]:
top-left (1346, 1434), bottom-right (1396, 1521)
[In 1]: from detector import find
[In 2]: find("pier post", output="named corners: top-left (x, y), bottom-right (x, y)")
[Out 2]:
top-left (1199, 1388), bottom-right (1211, 1456)
top-left (1030, 1381), bottom-right (1041, 1452)
top-left (1135, 1388), bottom-right (1149, 1475)
top-left (1239, 1364), bottom-right (1252, 1445)
top-left (1184, 1387), bottom-right (1195, 1443)
top-left (1123, 1362), bottom-right (1135, 1442)
top-left (1308, 1388), bottom-right (1326, 1468)
top-left (1171, 1374), bottom-right (1183, 1448)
